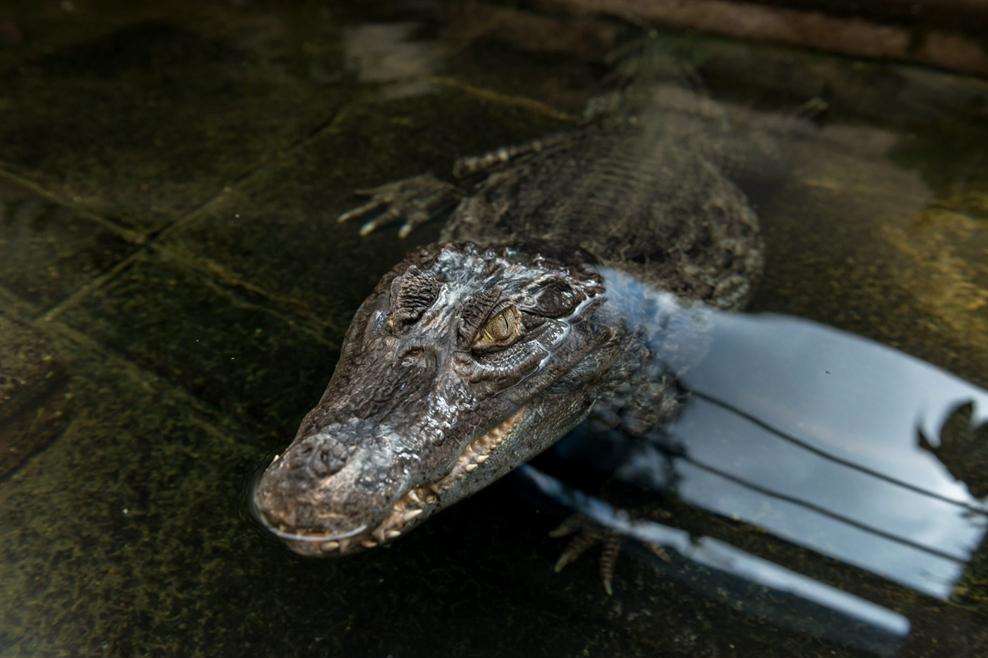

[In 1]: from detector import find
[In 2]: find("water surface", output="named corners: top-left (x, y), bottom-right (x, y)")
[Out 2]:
top-left (0, 1), bottom-right (986, 656)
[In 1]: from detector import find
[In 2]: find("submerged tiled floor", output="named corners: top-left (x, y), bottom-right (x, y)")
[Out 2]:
top-left (0, 4), bottom-right (354, 232)
top-left (1, 2), bottom-right (987, 657)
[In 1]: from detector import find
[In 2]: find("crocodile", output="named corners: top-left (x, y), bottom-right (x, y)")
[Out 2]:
top-left (252, 45), bottom-right (768, 568)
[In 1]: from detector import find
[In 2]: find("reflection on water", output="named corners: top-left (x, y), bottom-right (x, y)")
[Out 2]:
top-left (526, 266), bottom-right (987, 653)
top-left (343, 23), bottom-right (443, 99)
top-left (670, 289), bottom-right (987, 599)
top-left (522, 466), bottom-right (911, 656)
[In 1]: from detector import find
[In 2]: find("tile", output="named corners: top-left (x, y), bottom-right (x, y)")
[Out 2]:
top-left (60, 252), bottom-right (336, 429)
top-left (0, 178), bottom-right (136, 311)
top-left (0, 315), bottom-right (68, 477)
top-left (0, 4), bottom-right (352, 232)
top-left (0, 341), bottom-right (269, 655)
top-left (0, 4), bottom-right (986, 657)
top-left (162, 89), bottom-right (572, 326)
top-left (749, 129), bottom-right (988, 385)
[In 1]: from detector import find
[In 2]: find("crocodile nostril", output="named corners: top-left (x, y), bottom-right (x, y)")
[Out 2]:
top-left (285, 441), bottom-right (314, 470)
top-left (309, 443), bottom-right (346, 478)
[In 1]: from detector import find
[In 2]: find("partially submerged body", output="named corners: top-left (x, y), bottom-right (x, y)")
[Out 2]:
top-left (252, 46), bottom-right (767, 557)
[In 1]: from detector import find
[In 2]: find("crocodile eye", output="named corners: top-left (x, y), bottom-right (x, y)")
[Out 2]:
top-left (472, 306), bottom-right (523, 352)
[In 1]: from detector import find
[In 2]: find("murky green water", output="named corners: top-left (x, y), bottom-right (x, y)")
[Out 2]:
top-left (0, 2), bottom-right (986, 656)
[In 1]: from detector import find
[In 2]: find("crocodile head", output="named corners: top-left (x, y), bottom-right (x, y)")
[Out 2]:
top-left (252, 242), bottom-right (633, 555)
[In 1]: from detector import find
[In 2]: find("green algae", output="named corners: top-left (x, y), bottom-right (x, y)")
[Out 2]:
top-left (0, 177), bottom-right (137, 312)
top-left (0, 2), bottom-right (353, 234)
top-left (58, 252), bottom-right (337, 431)
top-left (0, 315), bottom-right (68, 478)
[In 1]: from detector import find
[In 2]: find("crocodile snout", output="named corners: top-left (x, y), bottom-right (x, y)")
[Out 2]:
top-left (252, 427), bottom-right (409, 553)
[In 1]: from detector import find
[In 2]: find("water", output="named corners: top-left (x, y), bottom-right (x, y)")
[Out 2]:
top-left (0, 1), bottom-right (986, 656)
top-left (530, 273), bottom-right (988, 654)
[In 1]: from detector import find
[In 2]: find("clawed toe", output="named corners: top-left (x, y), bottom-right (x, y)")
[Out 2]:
top-left (336, 175), bottom-right (461, 238)
top-left (357, 207), bottom-right (402, 236)
top-left (550, 513), bottom-right (672, 596)
top-left (551, 523), bottom-right (624, 596)
top-left (554, 530), bottom-right (597, 572)
top-left (336, 198), bottom-right (385, 224)
top-left (647, 542), bottom-right (671, 563)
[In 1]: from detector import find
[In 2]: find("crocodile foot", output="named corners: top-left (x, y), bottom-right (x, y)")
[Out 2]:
top-left (550, 510), bottom-right (671, 596)
top-left (337, 174), bottom-right (462, 238)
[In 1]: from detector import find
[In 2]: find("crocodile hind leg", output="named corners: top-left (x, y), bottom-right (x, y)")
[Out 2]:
top-left (550, 376), bottom-right (686, 596)
top-left (550, 508), bottom-right (672, 596)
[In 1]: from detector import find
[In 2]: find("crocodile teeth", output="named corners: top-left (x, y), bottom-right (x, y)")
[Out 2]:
top-left (360, 539), bottom-right (378, 549)
top-left (403, 508), bottom-right (424, 521)
top-left (322, 541), bottom-right (339, 551)
top-left (371, 524), bottom-right (403, 543)
top-left (440, 407), bottom-right (526, 488)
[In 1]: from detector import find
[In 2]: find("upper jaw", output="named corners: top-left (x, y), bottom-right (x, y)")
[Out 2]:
top-left (255, 474), bottom-right (438, 557)
top-left (251, 429), bottom-right (403, 552)
top-left (255, 405), bottom-right (532, 556)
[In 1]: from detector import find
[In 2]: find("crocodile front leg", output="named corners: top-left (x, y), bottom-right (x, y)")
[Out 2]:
top-left (337, 174), bottom-right (463, 238)
top-left (337, 132), bottom-right (579, 239)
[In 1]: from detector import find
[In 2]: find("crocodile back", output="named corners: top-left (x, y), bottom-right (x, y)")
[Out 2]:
top-left (441, 119), bottom-right (763, 310)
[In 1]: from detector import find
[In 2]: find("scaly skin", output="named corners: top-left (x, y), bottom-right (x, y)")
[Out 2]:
top-left (252, 49), bottom-right (765, 560)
